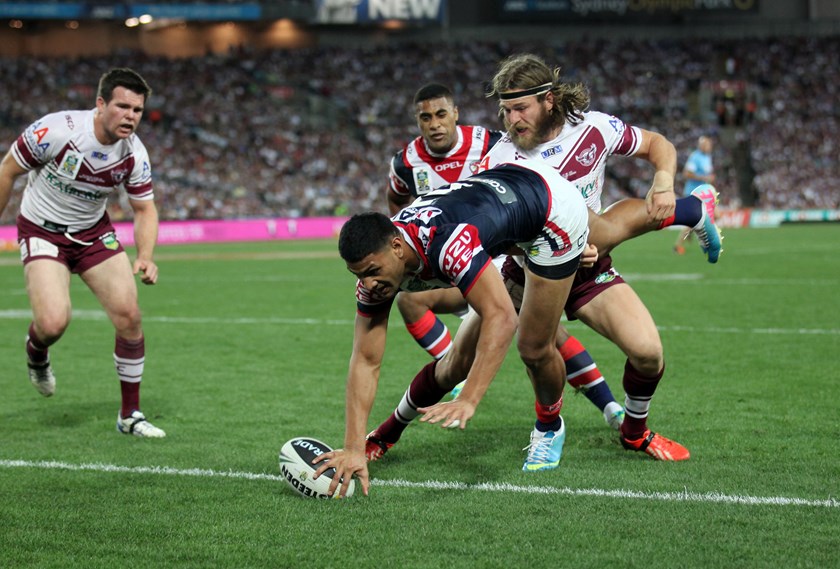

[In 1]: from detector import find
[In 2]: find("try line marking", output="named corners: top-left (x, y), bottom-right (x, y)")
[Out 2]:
top-left (0, 459), bottom-right (836, 509)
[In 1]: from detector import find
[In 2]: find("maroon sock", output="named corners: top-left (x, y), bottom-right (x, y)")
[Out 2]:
top-left (120, 381), bottom-right (141, 418)
top-left (377, 361), bottom-right (448, 444)
top-left (115, 336), bottom-right (144, 417)
top-left (26, 322), bottom-right (50, 364)
top-left (620, 360), bottom-right (664, 439)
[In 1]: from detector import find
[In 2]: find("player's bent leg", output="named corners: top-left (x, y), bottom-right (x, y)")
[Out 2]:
top-left (25, 259), bottom-right (72, 342)
top-left (81, 252), bottom-right (142, 337)
top-left (573, 284), bottom-right (663, 376)
top-left (24, 260), bottom-right (73, 397)
top-left (367, 312), bottom-right (483, 461)
top-left (397, 288), bottom-right (467, 361)
top-left (81, 253), bottom-right (165, 436)
top-left (573, 284), bottom-right (687, 459)
top-left (592, 199), bottom-right (656, 254)
top-left (558, 330), bottom-right (624, 431)
top-left (518, 268), bottom-right (574, 471)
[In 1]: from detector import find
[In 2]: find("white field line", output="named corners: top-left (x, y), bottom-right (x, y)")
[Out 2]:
top-left (0, 459), bottom-right (836, 509)
top-left (3, 310), bottom-right (839, 336)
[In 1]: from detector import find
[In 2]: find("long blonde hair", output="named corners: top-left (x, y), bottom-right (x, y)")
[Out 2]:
top-left (490, 53), bottom-right (590, 127)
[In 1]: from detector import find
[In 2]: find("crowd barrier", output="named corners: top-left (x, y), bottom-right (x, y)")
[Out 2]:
top-left (0, 216), bottom-right (348, 251)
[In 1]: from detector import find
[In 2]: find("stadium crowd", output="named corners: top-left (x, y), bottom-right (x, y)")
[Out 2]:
top-left (0, 34), bottom-right (837, 225)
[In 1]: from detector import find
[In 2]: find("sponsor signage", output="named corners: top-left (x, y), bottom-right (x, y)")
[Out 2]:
top-left (314, 0), bottom-right (446, 24)
top-left (500, 0), bottom-right (758, 20)
top-left (0, 2), bottom-right (261, 20)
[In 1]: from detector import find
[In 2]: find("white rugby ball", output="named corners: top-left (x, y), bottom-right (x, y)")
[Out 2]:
top-left (279, 437), bottom-right (355, 499)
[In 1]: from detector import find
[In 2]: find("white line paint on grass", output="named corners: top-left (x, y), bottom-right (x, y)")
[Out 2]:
top-left (1, 459), bottom-right (836, 509)
top-left (5, 310), bottom-right (839, 336)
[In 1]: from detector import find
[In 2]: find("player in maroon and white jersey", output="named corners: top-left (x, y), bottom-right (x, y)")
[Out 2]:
top-left (317, 160), bottom-right (595, 496)
top-left (481, 53), bottom-right (701, 460)
top-left (0, 68), bottom-right (165, 437)
top-left (383, 83), bottom-right (626, 433)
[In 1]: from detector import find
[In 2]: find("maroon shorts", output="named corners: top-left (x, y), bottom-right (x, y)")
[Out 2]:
top-left (17, 214), bottom-right (125, 274)
top-left (501, 254), bottom-right (626, 319)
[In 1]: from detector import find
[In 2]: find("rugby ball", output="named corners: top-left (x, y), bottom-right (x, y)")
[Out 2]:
top-left (279, 437), bottom-right (355, 499)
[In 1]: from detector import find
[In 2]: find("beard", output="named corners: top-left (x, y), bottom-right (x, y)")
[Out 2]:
top-left (505, 107), bottom-right (556, 151)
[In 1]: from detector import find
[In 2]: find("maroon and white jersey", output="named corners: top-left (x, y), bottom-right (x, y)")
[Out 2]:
top-left (481, 111), bottom-right (642, 212)
top-left (389, 125), bottom-right (503, 199)
top-left (12, 109), bottom-right (153, 233)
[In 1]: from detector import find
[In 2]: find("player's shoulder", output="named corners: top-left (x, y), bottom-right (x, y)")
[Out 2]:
top-left (582, 109), bottom-right (625, 127)
top-left (28, 109), bottom-right (89, 137)
top-left (389, 146), bottom-right (411, 175)
top-left (487, 129), bottom-right (505, 147)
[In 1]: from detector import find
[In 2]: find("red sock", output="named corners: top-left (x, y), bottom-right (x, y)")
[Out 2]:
top-left (535, 395), bottom-right (563, 424)
top-left (406, 310), bottom-right (452, 360)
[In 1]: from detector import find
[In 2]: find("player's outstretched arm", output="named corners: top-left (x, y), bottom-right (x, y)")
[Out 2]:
top-left (314, 311), bottom-right (389, 497)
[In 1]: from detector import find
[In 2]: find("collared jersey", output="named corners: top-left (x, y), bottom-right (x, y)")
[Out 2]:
top-left (389, 125), bottom-right (503, 198)
top-left (480, 110), bottom-right (642, 212)
top-left (357, 160), bottom-right (588, 316)
top-left (12, 109), bottom-right (153, 233)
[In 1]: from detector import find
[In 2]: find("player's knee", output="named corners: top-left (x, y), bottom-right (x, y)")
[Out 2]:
top-left (516, 337), bottom-right (555, 370)
top-left (111, 305), bottom-right (143, 335)
top-left (34, 313), bottom-right (70, 342)
top-left (627, 340), bottom-right (663, 376)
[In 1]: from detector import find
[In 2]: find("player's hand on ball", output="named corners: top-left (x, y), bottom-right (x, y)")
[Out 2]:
top-left (418, 399), bottom-right (476, 430)
top-left (313, 448), bottom-right (369, 497)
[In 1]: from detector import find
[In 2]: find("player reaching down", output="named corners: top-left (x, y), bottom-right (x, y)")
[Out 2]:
top-left (316, 159), bottom-right (592, 497)
top-left (0, 67), bottom-right (165, 437)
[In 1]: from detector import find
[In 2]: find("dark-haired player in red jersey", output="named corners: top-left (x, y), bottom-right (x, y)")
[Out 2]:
top-left (318, 159), bottom-right (593, 496)
top-left (384, 83), bottom-right (626, 434)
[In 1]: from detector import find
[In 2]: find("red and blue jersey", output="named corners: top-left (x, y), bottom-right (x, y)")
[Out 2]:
top-left (357, 161), bottom-right (588, 315)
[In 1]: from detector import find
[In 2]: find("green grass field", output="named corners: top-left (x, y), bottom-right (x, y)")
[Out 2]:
top-left (1, 225), bottom-right (838, 568)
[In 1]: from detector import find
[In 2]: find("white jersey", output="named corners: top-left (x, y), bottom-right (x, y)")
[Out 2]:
top-left (12, 109), bottom-right (153, 233)
top-left (481, 111), bottom-right (642, 212)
